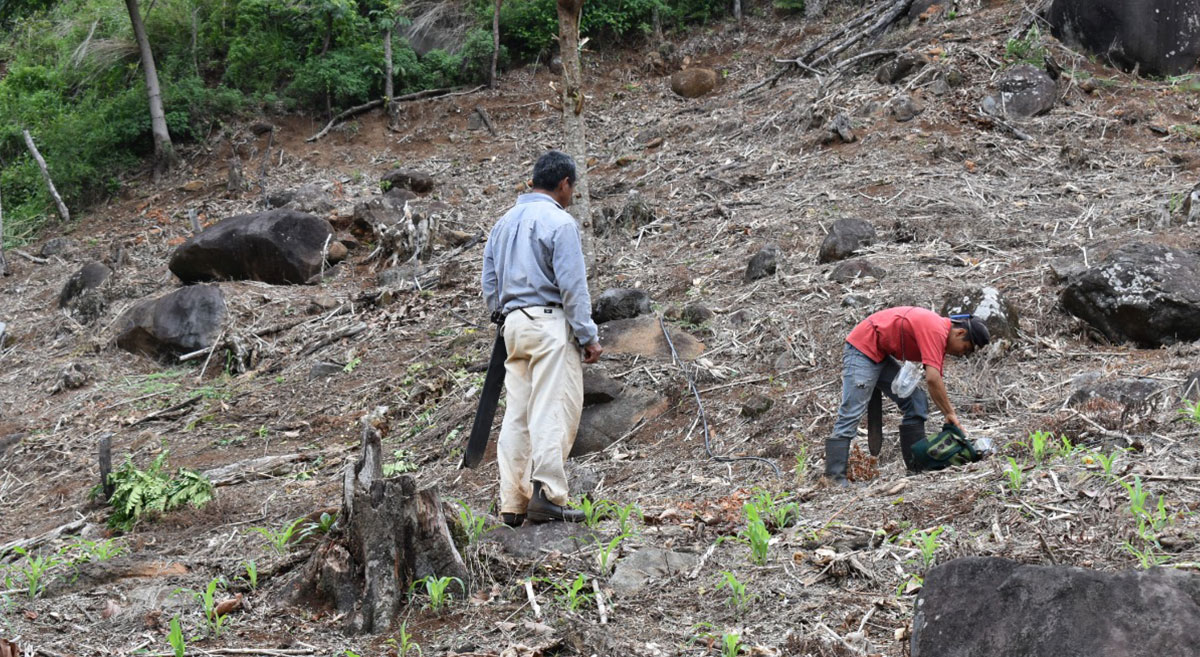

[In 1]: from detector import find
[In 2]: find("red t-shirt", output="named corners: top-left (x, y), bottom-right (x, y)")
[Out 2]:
top-left (845, 307), bottom-right (951, 374)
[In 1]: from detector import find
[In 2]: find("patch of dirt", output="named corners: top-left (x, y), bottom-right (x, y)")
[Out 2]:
top-left (3, 4), bottom-right (1200, 656)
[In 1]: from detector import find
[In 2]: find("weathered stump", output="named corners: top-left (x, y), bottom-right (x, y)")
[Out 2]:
top-left (290, 409), bottom-right (468, 634)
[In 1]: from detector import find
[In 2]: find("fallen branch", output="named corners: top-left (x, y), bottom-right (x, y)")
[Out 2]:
top-left (474, 105), bottom-right (497, 136)
top-left (300, 321), bottom-right (368, 356)
top-left (131, 394), bottom-right (202, 425)
top-left (201, 453), bottom-right (307, 486)
top-left (1, 518), bottom-right (87, 558)
top-left (807, 0), bottom-right (913, 70)
top-left (306, 86), bottom-right (485, 142)
top-left (22, 129), bottom-right (70, 223)
top-left (13, 249), bottom-right (48, 264)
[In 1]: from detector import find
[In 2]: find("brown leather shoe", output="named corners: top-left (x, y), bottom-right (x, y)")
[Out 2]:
top-left (526, 481), bottom-right (585, 524)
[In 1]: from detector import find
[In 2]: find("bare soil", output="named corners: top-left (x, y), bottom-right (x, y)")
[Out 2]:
top-left (3, 4), bottom-right (1200, 656)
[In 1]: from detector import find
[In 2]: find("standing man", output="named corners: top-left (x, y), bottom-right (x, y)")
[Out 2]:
top-left (824, 306), bottom-right (990, 485)
top-left (481, 150), bottom-right (603, 525)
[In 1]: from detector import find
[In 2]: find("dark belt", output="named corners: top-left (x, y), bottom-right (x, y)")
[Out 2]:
top-left (506, 302), bottom-right (562, 319)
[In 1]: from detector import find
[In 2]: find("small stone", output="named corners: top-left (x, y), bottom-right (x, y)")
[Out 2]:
top-left (889, 94), bottom-right (923, 122)
top-left (326, 241), bottom-right (348, 263)
top-left (309, 362), bottom-right (343, 380)
top-left (680, 304), bottom-right (714, 326)
top-left (308, 294), bottom-right (338, 315)
top-left (615, 154), bottom-right (639, 167)
top-left (745, 243), bottom-right (778, 282)
top-left (842, 294), bottom-right (867, 307)
top-left (670, 68), bottom-right (718, 98)
top-left (40, 237), bottom-right (76, 258)
top-left (381, 169), bottom-right (435, 194)
top-left (828, 113), bottom-right (856, 143)
top-left (830, 259), bottom-right (886, 282)
top-left (644, 137), bottom-right (664, 149)
top-left (740, 394), bottom-right (774, 418)
top-left (981, 64), bottom-right (1056, 119)
top-left (818, 219), bottom-right (877, 264)
top-left (876, 51), bottom-right (929, 85)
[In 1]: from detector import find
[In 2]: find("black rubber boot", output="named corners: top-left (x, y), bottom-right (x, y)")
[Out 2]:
top-left (500, 513), bottom-right (525, 528)
top-left (824, 438), bottom-right (851, 487)
top-left (899, 422), bottom-right (926, 473)
top-left (526, 481), bottom-right (585, 524)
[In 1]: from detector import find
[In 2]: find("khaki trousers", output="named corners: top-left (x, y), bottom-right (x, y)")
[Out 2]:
top-left (497, 306), bottom-right (583, 514)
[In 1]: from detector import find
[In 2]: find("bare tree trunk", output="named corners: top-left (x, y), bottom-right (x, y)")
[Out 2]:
top-left (555, 0), bottom-right (593, 266)
top-left (0, 178), bottom-right (7, 277)
top-left (125, 0), bottom-right (176, 181)
top-left (490, 0), bottom-right (502, 88)
top-left (22, 130), bottom-right (70, 223)
top-left (734, 0), bottom-right (742, 25)
top-left (384, 25), bottom-right (398, 127)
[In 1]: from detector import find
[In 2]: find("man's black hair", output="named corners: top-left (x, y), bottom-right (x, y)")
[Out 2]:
top-left (531, 150), bottom-right (577, 191)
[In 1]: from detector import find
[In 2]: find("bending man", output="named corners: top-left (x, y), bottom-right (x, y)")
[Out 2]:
top-left (481, 150), bottom-right (603, 525)
top-left (825, 306), bottom-right (989, 485)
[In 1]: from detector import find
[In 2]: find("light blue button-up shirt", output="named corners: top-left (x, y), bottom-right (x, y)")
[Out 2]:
top-left (481, 193), bottom-right (598, 347)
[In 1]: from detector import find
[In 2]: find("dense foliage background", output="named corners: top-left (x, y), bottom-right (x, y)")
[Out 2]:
top-left (0, 0), bottom-right (741, 245)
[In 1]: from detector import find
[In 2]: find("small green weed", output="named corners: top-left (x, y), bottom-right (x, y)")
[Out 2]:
top-left (908, 526), bottom-right (945, 570)
top-left (11, 548), bottom-right (60, 598)
top-left (1025, 430), bottom-right (1054, 464)
top-left (386, 622), bottom-right (423, 656)
top-left (720, 630), bottom-right (745, 657)
top-left (1004, 457), bottom-right (1024, 493)
top-left (383, 449), bottom-right (419, 476)
top-left (611, 501), bottom-right (643, 536)
top-left (1179, 400), bottom-right (1200, 426)
top-left (238, 560), bottom-right (258, 590)
top-left (1085, 448), bottom-right (1122, 478)
top-left (66, 538), bottom-right (125, 563)
top-left (168, 616), bottom-right (186, 657)
top-left (306, 511), bottom-right (337, 535)
top-left (250, 517), bottom-right (312, 554)
top-left (715, 571), bottom-right (757, 612)
top-left (737, 507), bottom-right (772, 565)
top-left (1004, 24), bottom-right (1046, 65)
top-left (746, 489), bottom-right (800, 531)
top-left (411, 575), bottom-right (462, 612)
top-left (551, 573), bottom-right (593, 611)
top-left (593, 534), bottom-right (630, 575)
top-left (454, 500), bottom-right (496, 544)
top-left (1122, 541), bottom-right (1171, 569)
top-left (794, 443), bottom-right (809, 483)
top-left (191, 577), bottom-right (230, 637)
top-left (571, 497), bottom-right (612, 529)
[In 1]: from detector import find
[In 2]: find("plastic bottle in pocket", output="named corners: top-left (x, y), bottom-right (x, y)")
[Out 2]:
top-left (891, 359), bottom-right (923, 398)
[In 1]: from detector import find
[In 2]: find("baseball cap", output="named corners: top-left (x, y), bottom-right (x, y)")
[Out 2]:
top-left (950, 314), bottom-right (990, 349)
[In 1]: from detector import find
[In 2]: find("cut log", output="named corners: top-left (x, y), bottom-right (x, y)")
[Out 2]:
top-left (289, 408), bottom-right (468, 634)
top-left (200, 453), bottom-right (308, 486)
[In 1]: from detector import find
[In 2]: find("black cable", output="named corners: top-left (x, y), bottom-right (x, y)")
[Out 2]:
top-left (659, 317), bottom-right (782, 477)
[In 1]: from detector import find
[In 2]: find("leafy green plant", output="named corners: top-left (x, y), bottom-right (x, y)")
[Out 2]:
top-left (1122, 541), bottom-right (1170, 569)
top-left (746, 490), bottom-right (800, 531)
top-left (1179, 400), bottom-right (1200, 426)
top-left (611, 501), bottom-right (643, 536)
top-left (908, 526), bottom-right (945, 570)
top-left (454, 500), bottom-right (495, 544)
top-left (1085, 448), bottom-right (1122, 478)
top-left (735, 506), bottom-right (772, 565)
top-left (720, 630), bottom-right (745, 657)
top-left (594, 533), bottom-right (630, 575)
top-left (66, 538), bottom-right (125, 563)
top-left (383, 449), bottom-right (419, 475)
top-left (411, 575), bottom-right (462, 612)
top-left (306, 511), bottom-right (338, 535)
top-left (794, 444), bottom-right (809, 483)
top-left (715, 571), bottom-right (757, 612)
top-left (100, 450), bottom-right (215, 531)
top-left (191, 577), bottom-right (230, 637)
top-left (1121, 476), bottom-right (1172, 540)
top-left (571, 497), bottom-right (612, 529)
top-left (895, 573), bottom-right (924, 598)
top-left (1004, 457), bottom-right (1024, 493)
top-left (551, 573), bottom-right (593, 611)
top-left (10, 547), bottom-right (60, 598)
top-left (167, 616), bottom-right (186, 657)
top-left (250, 517), bottom-right (312, 554)
top-left (1024, 430), bottom-right (1053, 464)
top-left (238, 560), bottom-right (258, 591)
top-left (386, 622), bottom-right (423, 656)
top-left (1004, 24), bottom-right (1046, 65)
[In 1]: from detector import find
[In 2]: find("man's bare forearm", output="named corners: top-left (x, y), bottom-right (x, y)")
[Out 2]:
top-left (925, 367), bottom-right (961, 430)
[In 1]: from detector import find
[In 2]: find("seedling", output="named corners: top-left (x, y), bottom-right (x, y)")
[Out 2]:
top-left (746, 489), bottom-right (799, 531)
top-left (191, 577), bottom-right (229, 637)
top-left (720, 631), bottom-right (745, 657)
top-left (552, 573), bottom-right (593, 611)
top-left (571, 497), bottom-right (611, 529)
top-left (1055, 434), bottom-right (1077, 459)
top-left (1086, 449), bottom-right (1122, 478)
top-left (1025, 431), bottom-right (1053, 464)
top-left (1122, 541), bottom-right (1170, 569)
top-left (306, 511), bottom-right (337, 535)
top-left (454, 500), bottom-right (495, 544)
top-left (908, 526), bottom-right (945, 570)
top-left (250, 517), bottom-right (312, 554)
top-left (11, 547), bottom-right (59, 598)
top-left (65, 538), bottom-right (125, 563)
top-left (1179, 400), bottom-right (1200, 426)
top-left (794, 443), bottom-right (809, 483)
top-left (168, 616), bottom-right (186, 657)
top-left (411, 575), bottom-right (462, 612)
top-left (611, 501), bottom-right (643, 536)
top-left (238, 560), bottom-right (258, 590)
top-left (594, 533), bottom-right (630, 575)
top-left (715, 571), bottom-right (757, 612)
top-left (1004, 457), bottom-right (1023, 493)
top-left (737, 511), bottom-right (772, 566)
top-left (386, 622), bottom-right (423, 656)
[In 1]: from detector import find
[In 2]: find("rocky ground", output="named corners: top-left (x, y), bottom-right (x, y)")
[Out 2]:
top-left (3, 3), bottom-right (1200, 656)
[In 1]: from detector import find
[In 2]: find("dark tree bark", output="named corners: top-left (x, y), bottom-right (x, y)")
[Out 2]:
top-left (124, 0), bottom-right (176, 180)
top-left (555, 0), bottom-right (594, 265)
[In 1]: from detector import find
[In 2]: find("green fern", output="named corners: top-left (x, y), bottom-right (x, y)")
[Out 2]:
top-left (105, 450), bottom-right (214, 531)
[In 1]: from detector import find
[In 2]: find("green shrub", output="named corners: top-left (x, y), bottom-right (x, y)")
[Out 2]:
top-left (289, 44), bottom-right (383, 109)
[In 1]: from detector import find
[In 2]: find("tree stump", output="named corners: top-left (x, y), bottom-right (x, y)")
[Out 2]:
top-left (290, 408), bottom-right (468, 634)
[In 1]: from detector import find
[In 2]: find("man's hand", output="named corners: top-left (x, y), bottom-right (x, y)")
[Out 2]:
top-left (582, 342), bottom-right (603, 364)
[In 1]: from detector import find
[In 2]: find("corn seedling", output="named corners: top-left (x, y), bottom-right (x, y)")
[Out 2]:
top-left (168, 616), bottom-right (186, 657)
top-left (594, 533), bottom-right (630, 575)
top-left (238, 560), bottom-right (258, 590)
top-left (1086, 449), bottom-right (1122, 478)
top-left (386, 622), bottom-right (423, 656)
top-left (571, 497), bottom-right (612, 529)
top-left (1055, 435), bottom-right (1078, 459)
top-left (1025, 431), bottom-right (1053, 464)
top-left (1121, 476), bottom-right (1172, 540)
top-left (1179, 400), bottom-right (1200, 426)
top-left (721, 631), bottom-right (745, 657)
top-left (895, 573), bottom-right (924, 598)
top-left (411, 575), bottom-right (462, 612)
top-left (1004, 457), bottom-right (1023, 493)
top-left (11, 548), bottom-right (59, 598)
top-left (909, 526), bottom-right (945, 570)
top-left (66, 538), bottom-right (125, 563)
top-left (250, 517), bottom-right (312, 554)
top-left (746, 489), bottom-right (799, 531)
top-left (192, 577), bottom-right (229, 637)
top-left (611, 501), bottom-right (643, 536)
top-left (1122, 541), bottom-right (1170, 569)
top-left (552, 573), bottom-right (593, 611)
top-left (454, 500), bottom-right (495, 544)
top-left (794, 444), bottom-right (809, 483)
top-left (737, 508), bottom-right (772, 565)
top-left (715, 571), bottom-right (757, 612)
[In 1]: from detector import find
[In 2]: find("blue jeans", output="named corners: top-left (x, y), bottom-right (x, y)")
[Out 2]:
top-left (831, 343), bottom-right (928, 441)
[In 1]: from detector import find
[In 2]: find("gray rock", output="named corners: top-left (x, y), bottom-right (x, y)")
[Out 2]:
top-left (50, 362), bottom-right (90, 393)
top-left (40, 237), bottom-right (76, 258)
top-left (818, 219), bottom-right (876, 264)
top-left (1061, 242), bottom-right (1200, 347)
top-left (981, 64), bottom-right (1056, 119)
top-left (0, 321), bottom-right (6, 348)
top-left (381, 169), bottom-right (434, 194)
top-left (1048, 0), bottom-right (1200, 77)
top-left (566, 464), bottom-right (602, 499)
top-left (114, 285), bottom-right (226, 361)
top-left (889, 94), bottom-right (923, 122)
top-left (745, 243), bottom-right (778, 282)
top-left (169, 209), bottom-right (333, 285)
top-left (940, 286), bottom-right (1020, 340)
top-left (680, 304), bottom-right (714, 327)
top-left (609, 548), bottom-right (698, 595)
top-left (1047, 256), bottom-right (1088, 283)
top-left (309, 362), bottom-right (344, 380)
top-left (483, 522), bottom-right (591, 561)
top-left (592, 288), bottom-right (652, 325)
top-left (266, 184), bottom-right (334, 214)
top-left (842, 294), bottom-right (867, 307)
top-left (383, 187), bottom-right (418, 202)
top-left (1067, 371), bottom-right (1173, 409)
top-left (829, 259), bottom-right (886, 283)
top-left (740, 394), bottom-right (774, 419)
top-left (913, 556), bottom-right (1200, 657)
top-left (59, 261), bottom-right (111, 310)
top-left (828, 112), bottom-right (856, 143)
top-left (571, 374), bottom-right (668, 456)
top-left (876, 52), bottom-right (929, 85)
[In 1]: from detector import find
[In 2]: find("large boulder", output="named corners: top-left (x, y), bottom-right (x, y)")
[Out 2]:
top-left (670, 68), bottom-right (718, 98)
top-left (592, 288), bottom-right (652, 325)
top-left (940, 286), bottom-right (1020, 340)
top-left (1048, 0), bottom-right (1200, 78)
top-left (114, 285), bottom-right (226, 360)
top-left (380, 169), bottom-right (434, 194)
top-left (1061, 242), bottom-right (1200, 347)
top-left (1067, 371), bottom-right (1174, 409)
top-left (598, 315), bottom-right (704, 361)
top-left (818, 219), bottom-right (876, 264)
top-left (571, 372), bottom-right (669, 456)
top-left (59, 261), bottom-right (112, 324)
top-left (169, 209), bottom-right (333, 285)
top-left (913, 557), bottom-right (1200, 657)
top-left (981, 64), bottom-right (1056, 119)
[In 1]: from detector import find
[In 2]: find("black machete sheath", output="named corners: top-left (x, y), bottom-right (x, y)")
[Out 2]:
top-left (461, 319), bottom-right (507, 469)
top-left (867, 386), bottom-right (883, 456)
